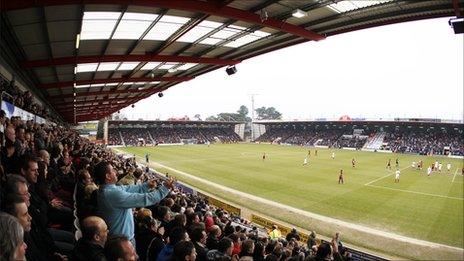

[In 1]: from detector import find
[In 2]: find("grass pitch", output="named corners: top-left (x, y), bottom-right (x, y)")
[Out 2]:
top-left (118, 143), bottom-right (463, 249)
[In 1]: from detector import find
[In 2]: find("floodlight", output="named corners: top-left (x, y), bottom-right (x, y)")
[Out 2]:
top-left (292, 9), bottom-right (306, 18)
top-left (449, 18), bottom-right (464, 34)
top-left (75, 34), bottom-right (80, 49)
top-left (226, 65), bottom-right (237, 75)
top-left (168, 68), bottom-right (177, 73)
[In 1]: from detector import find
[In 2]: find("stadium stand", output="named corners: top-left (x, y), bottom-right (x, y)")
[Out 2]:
top-left (255, 121), bottom-right (464, 156)
top-left (108, 121), bottom-right (242, 146)
top-left (1, 1), bottom-right (463, 260)
top-left (0, 77), bottom-right (56, 122)
top-left (4, 113), bottom-right (382, 261)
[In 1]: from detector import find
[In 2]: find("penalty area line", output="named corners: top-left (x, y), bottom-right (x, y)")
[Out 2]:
top-left (452, 168), bottom-right (458, 183)
top-left (364, 166), bottom-right (410, 186)
top-left (366, 184), bottom-right (464, 201)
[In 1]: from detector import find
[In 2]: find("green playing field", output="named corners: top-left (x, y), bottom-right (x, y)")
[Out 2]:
top-left (118, 143), bottom-right (463, 250)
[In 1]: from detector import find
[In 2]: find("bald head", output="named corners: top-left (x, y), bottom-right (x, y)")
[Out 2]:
top-left (82, 216), bottom-right (108, 246)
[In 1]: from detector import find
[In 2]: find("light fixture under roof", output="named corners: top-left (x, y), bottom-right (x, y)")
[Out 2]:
top-left (292, 9), bottom-right (307, 18)
top-left (75, 34), bottom-right (80, 49)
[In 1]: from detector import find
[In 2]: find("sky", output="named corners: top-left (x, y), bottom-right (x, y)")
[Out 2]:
top-left (120, 17), bottom-right (463, 121)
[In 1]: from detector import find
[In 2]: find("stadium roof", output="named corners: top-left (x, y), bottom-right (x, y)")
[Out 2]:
top-left (1, 0), bottom-right (462, 123)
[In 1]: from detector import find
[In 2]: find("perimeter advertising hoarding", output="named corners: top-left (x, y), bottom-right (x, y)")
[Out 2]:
top-left (197, 192), bottom-right (241, 216)
top-left (251, 214), bottom-right (309, 243)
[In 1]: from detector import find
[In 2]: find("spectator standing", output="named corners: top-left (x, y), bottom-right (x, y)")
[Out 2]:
top-left (95, 161), bottom-right (174, 246)
top-left (268, 225), bottom-right (281, 239)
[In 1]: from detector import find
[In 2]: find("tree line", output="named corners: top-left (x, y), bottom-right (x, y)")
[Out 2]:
top-left (204, 105), bottom-right (281, 122)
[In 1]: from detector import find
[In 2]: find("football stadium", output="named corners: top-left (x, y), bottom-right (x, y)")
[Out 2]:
top-left (0, 1), bottom-right (463, 261)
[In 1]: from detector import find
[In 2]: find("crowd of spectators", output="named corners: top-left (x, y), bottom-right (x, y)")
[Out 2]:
top-left (256, 128), bottom-right (346, 148)
top-left (0, 78), bottom-right (57, 122)
top-left (108, 126), bottom-right (242, 146)
top-left (148, 128), bottom-right (182, 144)
top-left (2, 111), bottom-right (351, 261)
top-left (118, 128), bottom-right (153, 146)
top-left (255, 128), bottom-right (295, 144)
top-left (285, 130), bottom-right (319, 146)
top-left (333, 136), bottom-right (368, 150)
top-left (108, 128), bottom-right (123, 146)
top-left (382, 129), bottom-right (464, 156)
top-left (256, 125), bottom-right (464, 155)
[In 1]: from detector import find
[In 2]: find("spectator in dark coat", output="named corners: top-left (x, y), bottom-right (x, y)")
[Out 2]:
top-left (134, 213), bottom-right (164, 261)
top-left (191, 227), bottom-right (209, 261)
top-left (206, 225), bottom-right (221, 250)
top-left (286, 228), bottom-right (301, 242)
top-left (73, 216), bottom-right (108, 261)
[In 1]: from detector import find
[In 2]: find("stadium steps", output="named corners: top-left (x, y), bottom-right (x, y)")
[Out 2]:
top-left (147, 130), bottom-right (156, 145)
top-left (364, 132), bottom-right (386, 150)
top-left (199, 130), bottom-right (209, 142)
top-left (119, 129), bottom-right (126, 146)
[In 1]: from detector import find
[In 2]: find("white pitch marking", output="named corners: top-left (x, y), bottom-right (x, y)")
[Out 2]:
top-left (112, 148), bottom-right (464, 252)
top-left (364, 166), bottom-right (410, 186)
top-left (366, 184), bottom-right (463, 201)
top-left (452, 167), bottom-right (459, 183)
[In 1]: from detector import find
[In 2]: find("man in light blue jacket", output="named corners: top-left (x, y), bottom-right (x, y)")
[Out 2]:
top-left (94, 161), bottom-right (174, 246)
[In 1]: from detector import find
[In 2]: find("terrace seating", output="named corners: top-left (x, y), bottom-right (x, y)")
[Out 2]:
top-left (256, 124), bottom-right (463, 155)
top-left (2, 113), bottom-right (358, 261)
top-left (106, 126), bottom-right (242, 145)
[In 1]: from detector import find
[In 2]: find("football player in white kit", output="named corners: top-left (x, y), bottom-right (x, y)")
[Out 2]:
top-left (331, 152), bottom-right (335, 159)
top-left (427, 166), bottom-right (432, 177)
top-left (303, 157), bottom-right (308, 166)
top-left (394, 169), bottom-right (400, 183)
top-left (447, 163), bottom-right (451, 172)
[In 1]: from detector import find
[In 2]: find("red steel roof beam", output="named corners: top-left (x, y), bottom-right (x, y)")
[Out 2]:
top-left (2, 0), bottom-right (324, 41)
top-left (59, 104), bottom-right (124, 113)
top-left (41, 76), bottom-right (193, 90)
top-left (54, 97), bottom-right (130, 107)
top-left (49, 88), bottom-right (154, 100)
top-left (23, 54), bottom-right (240, 68)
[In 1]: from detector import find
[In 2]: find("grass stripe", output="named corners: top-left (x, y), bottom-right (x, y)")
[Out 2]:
top-left (366, 184), bottom-right (463, 201)
top-left (364, 166), bottom-right (410, 186)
